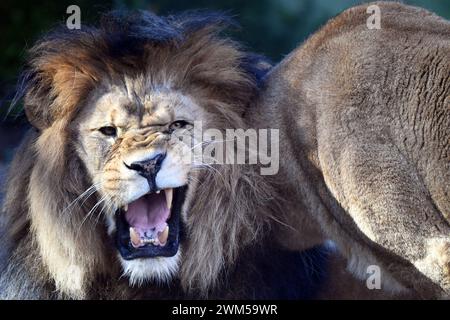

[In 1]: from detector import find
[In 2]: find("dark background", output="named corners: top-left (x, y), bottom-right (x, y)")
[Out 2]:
top-left (0, 0), bottom-right (449, 178)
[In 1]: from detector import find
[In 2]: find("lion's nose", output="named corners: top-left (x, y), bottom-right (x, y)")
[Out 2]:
top-left (125, 153), bottom-right (166, 191)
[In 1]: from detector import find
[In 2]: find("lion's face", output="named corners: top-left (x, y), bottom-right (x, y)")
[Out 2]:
top-left (15, 10), bottom-right (266, 296)
top-left (74, 80), bottom-right (209, 284)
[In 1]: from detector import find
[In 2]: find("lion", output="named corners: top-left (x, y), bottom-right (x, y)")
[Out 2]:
top-left (249, 2), bottom-right (450, 298)
top-left (0, 10), bottom-right (332, 299)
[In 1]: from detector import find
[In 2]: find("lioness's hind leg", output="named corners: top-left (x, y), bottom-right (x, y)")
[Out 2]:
top-left (415, 238), bottom-right (450, 297)
top-left (318, 133), bottom-right (450, 297)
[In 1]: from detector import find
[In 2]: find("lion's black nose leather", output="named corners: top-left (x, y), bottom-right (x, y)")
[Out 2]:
top-left (125, 153), bottom-right (166, 191)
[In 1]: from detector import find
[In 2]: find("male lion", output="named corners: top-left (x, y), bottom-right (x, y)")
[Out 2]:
top-left (250, 2), bottom-right (449, 298)
top-left (0, 11), bottom-right (330, 299)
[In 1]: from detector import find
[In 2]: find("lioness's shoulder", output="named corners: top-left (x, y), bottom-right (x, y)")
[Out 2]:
top-left (266, 1), bottom-right (449, 86)
top-left (331, 1), bottom-right (448, 33)
top-left (307, 1), bottom-right (449, 51)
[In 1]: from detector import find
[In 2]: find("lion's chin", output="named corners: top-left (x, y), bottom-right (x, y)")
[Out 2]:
top-left (119, 249), bottom-right (182, 286)
top-left (100, 183), bottom-right (187, 286)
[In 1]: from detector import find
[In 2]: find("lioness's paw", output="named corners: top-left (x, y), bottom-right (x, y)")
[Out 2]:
top-left (434, 241), bottom-right (450, 289)
top-left (416, 238), bottom-right (450, 297)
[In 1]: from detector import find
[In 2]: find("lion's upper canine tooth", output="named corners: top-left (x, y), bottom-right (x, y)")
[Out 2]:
top-left (164, 188), bottom-right (173, 210)
top-left (123, 204), bottom-right (128, 212)
top-left (158, 225), bottom-right (169, 246)
top-left (156, 190), bottom-right (161, 194)
top-left (129, 227), bottom-right (141, 248)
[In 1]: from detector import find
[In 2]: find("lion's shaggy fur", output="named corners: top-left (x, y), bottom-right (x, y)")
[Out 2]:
top-left (250, 2), bottom-right (450, 298)
top-left (0, 11), bottom-right (285, 299)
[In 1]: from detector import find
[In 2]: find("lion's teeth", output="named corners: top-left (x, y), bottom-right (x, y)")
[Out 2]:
top-left (123, 204), bottom-right (128, 212)
top-left (129, 227), bottom-right (141, 248)
top-left (164, 188), bottom-right (173, 210)
top-left (156, 190), bottom-right (161, 194)
top-left (142, 238), bottom-right (156, 244)
top-left (158, 226), bottom-right (169, 246)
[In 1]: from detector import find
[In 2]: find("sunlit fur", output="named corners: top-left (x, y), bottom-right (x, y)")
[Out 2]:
top-left (0, 11), bottom-right (281, 299)
top-left (251, 2), bottom-right (450, 298)
top-left (120, 251), bottom-right (181, 287)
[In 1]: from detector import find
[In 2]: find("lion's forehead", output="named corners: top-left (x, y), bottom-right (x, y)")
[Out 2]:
top-left (83, 83), bottom-right (205, 130)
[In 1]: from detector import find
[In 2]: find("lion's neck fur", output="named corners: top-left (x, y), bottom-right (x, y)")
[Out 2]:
top-left (1, 127), bottom-right (114, 299)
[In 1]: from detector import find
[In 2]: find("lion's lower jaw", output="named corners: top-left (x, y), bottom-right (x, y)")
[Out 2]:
top-left (119, 248), bottom-right (181, 287)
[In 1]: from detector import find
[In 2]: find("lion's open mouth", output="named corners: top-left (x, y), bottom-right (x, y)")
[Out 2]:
top-left (115, 187), bottom-right (186, 260)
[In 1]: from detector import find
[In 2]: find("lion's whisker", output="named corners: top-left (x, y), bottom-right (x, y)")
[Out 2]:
top-left (186, 139), bottom-right (239, 156)
top-left (62, 182), bottom-right (101, 216)
top-left (191, 160), bottom-right (226, 182)
top-left (94, 199), bottom-right (116, 228)
top-left (75, 195), bottom-right (107, 241)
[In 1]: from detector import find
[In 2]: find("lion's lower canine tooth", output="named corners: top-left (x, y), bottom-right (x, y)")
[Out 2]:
top-left (158, 226), bottom-right (169, 246)
top-left (164, 188), bottom-right (173, 210)
top-left (129, 227), bottom-right (141, 248)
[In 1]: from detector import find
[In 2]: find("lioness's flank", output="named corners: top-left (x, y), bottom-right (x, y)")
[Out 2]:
top-left (251, 2), bottom-right (449, 298)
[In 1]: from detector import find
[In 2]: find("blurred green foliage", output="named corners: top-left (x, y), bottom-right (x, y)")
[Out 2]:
top-left (1, 0), bottom-right (449, 118)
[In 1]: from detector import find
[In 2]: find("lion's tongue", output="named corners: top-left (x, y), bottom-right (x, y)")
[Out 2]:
top-left (125, 193), bottom-right (169, 246)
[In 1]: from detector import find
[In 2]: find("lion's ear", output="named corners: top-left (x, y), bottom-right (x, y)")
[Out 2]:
top-left (22, 39), bottom-right (97, 130)
top-left (22, 69), bottom-right (55, 130)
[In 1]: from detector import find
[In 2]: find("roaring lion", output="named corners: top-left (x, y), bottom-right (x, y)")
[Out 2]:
top-left (0, 10), bottom-right (331, 299)
top-left (250, 2), bottom-right (449, 298)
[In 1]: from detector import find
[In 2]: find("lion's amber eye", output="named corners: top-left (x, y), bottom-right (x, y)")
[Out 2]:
top-left (168, 120), bottom-right (191, 133)
top-left (99, 126), bottom-right (117, 137)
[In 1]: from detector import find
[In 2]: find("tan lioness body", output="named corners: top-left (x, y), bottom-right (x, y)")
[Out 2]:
top-left (250, 2), bottom-right (450, 298)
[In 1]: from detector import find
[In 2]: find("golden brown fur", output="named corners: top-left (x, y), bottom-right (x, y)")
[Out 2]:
top-left (0, 11), bottom-right (286, 299)
top-left (250, 2), bottom-right (450, 298)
